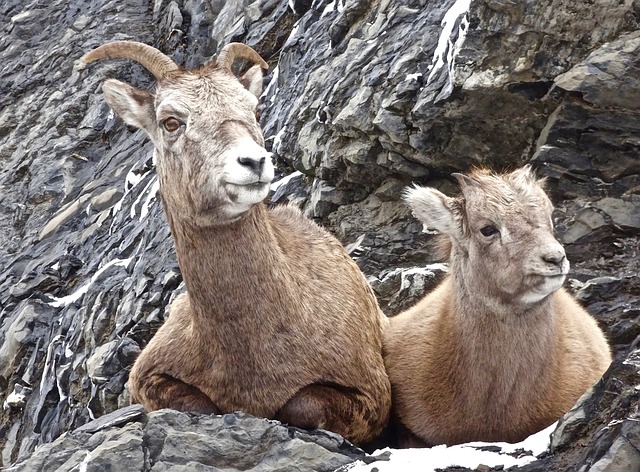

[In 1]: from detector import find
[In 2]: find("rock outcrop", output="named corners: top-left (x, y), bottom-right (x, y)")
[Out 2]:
top-left (0, 0), bottom-right (638, 470)
top-left (6, 407), bottom-right (372, 472)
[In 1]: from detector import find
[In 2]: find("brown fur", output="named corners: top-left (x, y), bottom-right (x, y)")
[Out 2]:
top-left (384, 167), bottom-right (611, 446)
top-left (130, 204), bottom-right (391, 443)
top-left (85, 43), bottom-right (391, 444)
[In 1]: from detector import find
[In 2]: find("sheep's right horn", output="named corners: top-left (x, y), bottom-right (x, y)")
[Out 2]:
top-left (80, 41), bottom-right (179, 80)
top-left (216, 43), bottom-right (268, 71)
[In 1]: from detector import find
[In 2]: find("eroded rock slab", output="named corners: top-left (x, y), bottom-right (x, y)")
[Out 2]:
top-left (6, 410), bottom-right (370, 472)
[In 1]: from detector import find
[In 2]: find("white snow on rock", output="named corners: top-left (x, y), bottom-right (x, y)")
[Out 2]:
top-left (270, 170), bottom-right (302, 193)
top-left (343, 422), bottom-right (556, 471)
top-left (48, 257), bottom-right (133, 308)
top-left (426, 0), bottom-right (471, 101)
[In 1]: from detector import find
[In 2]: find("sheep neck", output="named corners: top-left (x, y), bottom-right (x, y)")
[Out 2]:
top-left (166, 203), bottom-right (291, 329)
top-left (446, 262), bottom-right (559, 409)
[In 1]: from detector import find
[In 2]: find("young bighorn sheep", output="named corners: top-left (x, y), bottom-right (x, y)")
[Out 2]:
top-left (384, 167), bottom-right (611, 447)
top-left (80, 41), bottom-right (391, 444)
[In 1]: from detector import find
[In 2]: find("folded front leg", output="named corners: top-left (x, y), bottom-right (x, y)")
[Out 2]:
top-left (275, 383), bottom-right (386, 445)
top-left (130, 372), bottom-right (219, 414)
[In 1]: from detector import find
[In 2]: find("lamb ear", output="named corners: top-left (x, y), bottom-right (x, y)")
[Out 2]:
top-left (403, 185), bottom-right (455, 234)
top-left (510, 165), bottom-right (547, 189)
top-left (452, 172), bottom-right (478, 189)
top-left (510, 164), bottom-right (535, 181)
top-left (102, 79), bottom-right (158, 142)
top-left (239, 64), bottom-right (265, 97)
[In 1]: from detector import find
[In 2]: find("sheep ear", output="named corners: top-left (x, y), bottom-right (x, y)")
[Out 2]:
top-left (239, 64), bottom-right (264, 97)
top-left (102, 79), bottom-right (158, 141)
top-left (403, 185), bottom-right (455, 234)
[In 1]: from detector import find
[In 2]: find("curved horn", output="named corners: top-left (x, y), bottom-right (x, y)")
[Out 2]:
top-left (81, 41), bottom-right (179, 80)
top-left (217, 43), bottom-right (268, 71)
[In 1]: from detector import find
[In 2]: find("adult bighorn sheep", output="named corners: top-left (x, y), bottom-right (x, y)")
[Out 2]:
top-left (384, 166), bottom-right (611, 447)
top-left (80, 41), bottom-right (391, 444)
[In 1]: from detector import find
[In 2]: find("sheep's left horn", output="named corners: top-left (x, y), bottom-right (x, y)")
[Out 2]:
top-left (216, 43), bottom-right (268, 71)
top-left (80, 41), bottom-right (179, 80)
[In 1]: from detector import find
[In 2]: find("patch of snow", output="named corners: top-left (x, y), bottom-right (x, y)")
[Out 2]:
top-left (10, 11), bottom-right (32, 23)
top-left (270, 171), bottom-right (303, 193)
top-left (39, 334), bottom-right (64, 396)
top-left (130, 176), bottom-right (158, 219)
top-left (140, 179), bottom-right (160, 220)
top-left (426, 0), bottom-right (471, 101)
top-left (87, 383), bottom-right (98, 420)
top-left (111, 159), bottom-right (155, 223)
top-left (48, 257), bottom-right (133, 308)
top-left (282, 22), bottom-right (301, 51)
top-left (51, 261), bottom-right (60, 271)
top-left (345, 423), bottom-right (556, 472)
top-left (414, 263), bottom-right (449, 274)
top-left (261, 65), bottom-right (280, 104)
top-left (3, 387), bottom-right (27, 410)
top-left (271, 126), bottom-right (287, 154)
top-left (321, 0), bottom-right (337, 18)
top-left (606, 419), bottom-right (624, 428)
top-left (78, 450), bottom-right (92, 472)
top-left (125, 167), bottom-right (145, 191)
top-left (56, 362), bottom-right (71, 402)
top-left (405, 73), bottom-right (423, 82)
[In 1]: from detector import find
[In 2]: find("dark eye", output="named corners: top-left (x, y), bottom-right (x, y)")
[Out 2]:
top-left (480, 225), bottom-right (499, 237)
top-left (162, 117), bottom-right (183, 132)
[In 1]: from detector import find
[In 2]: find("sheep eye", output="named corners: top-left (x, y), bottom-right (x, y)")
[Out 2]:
top-left (162, 117), bottom-right (183, 132)
top-left (480, 225), bottom-right (499, 237)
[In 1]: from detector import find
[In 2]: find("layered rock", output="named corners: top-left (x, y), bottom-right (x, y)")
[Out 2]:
top-left (5, 406), bottom-right (372, 472)
top-left (0, 0), bottom-right (639, 470)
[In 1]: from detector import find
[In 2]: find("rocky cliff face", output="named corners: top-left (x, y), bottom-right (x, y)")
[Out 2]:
top-left (0, 0), bottom-right (638, 470)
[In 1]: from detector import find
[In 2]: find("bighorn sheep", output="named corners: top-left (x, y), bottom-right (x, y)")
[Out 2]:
top-left (80, 41), bottom-right (391, 444)
top-left (384, 166), bottom-right (611, 447)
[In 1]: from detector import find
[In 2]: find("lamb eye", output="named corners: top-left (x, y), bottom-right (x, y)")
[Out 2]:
top-left (480, 225), bottom-right (499, 237)
top-left (162, 117), bottom-right (183, 132)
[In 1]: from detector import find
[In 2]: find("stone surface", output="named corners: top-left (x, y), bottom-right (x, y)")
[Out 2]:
top-left (5, 410), bottom-right (370, 472)
top-left (0, 0), bottom-right (639, 470)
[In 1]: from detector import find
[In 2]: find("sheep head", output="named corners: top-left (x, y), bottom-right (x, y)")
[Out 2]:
top-left (81, 41), bottom-right (273, 226)
top-left (404, 166), bottom-right (569, 307)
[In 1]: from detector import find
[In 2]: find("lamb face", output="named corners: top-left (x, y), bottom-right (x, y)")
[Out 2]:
top-left (405, 166), bottom-right (569, 308)
top-left (456, 169), bottom-right (568, 305)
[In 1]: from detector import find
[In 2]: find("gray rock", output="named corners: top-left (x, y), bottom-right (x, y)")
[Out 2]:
top-left (555, 31), bottom-right (640, 109)
top-left (0, 0), bottom-right (639, 470)
top-left (587, 436), bottom-right (640, 472)
top-left (6, 410), bottom-right (369, 472)
top-left (370, 264), bottom-right (449, 315)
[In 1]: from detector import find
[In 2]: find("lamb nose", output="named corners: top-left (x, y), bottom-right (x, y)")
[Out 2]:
top-left (238, 156), bottom-right (265, 173)
top-left (543, 252), bottom-right (566, 267)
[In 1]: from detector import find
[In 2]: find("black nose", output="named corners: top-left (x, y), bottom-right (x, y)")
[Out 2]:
top-left (238, 156), bottom-right (266, 173)
top-left (543, 253), bottom-right (566, 267)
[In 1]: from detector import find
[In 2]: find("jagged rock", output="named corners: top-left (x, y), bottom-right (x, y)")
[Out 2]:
top-left (6, 410), bottom-right (371, 472)
top-left (369, 264), bottom-right (449, 315)
top-left (0, 0), bottom-right (639, 470)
